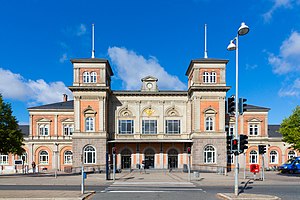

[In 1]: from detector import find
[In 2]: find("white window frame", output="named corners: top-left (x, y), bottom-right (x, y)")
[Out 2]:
top-left (84, 146), bottom-right (96, 164)
top-left (269, 150), bottom-right (278, 164)
top-left (64, 151), bottom-right (73, 165)
top-left (63, 124), bottom-right (74, 136)
top-left (83, 72), bottom-right (90, 83)
top-left (90, 72), bottom-right (97, 83)
top-left (166, 120), bottom-right (181, 134)
top-left (39, 150), bottom-right (49, 165)
top-left (0, 154), bottom-right (8, 165)
top-left (249, 123), bottom-right (259, 136)
top-left (204, 145), bottom-right (216, 164)
top-left (118, 120), bottom-right (134, 134)
top-left (85, 117), bottom-right (94, 132)
top-left (288, 150), bottom-right (296, 160)
top-left (142, 119), bottom-right (157, 134)
top-left (205, 117), bottom-right (214, 131)
top-left (210, 72), bottom-right (216, 83)
top-left (38, 124), bottom-right (49, 136)
top-left (249, 150), bottom-right (258, 164)
top-left (203, 72), bottom-right (210, 83)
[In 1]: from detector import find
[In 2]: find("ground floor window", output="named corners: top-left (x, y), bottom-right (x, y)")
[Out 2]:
top-left (288, 150), bottom-right (296, 160)
top-left (269, 150), bottom-right (278, 164)
top-left (0, 154), bottom-right (8, 165)
top-left (39, 151), bottom-right (49, 164)
top-left (64, 151), bottom-right (73, 164)
top-left (84, 146), bottom-right (96, 164)
top-left (249, 150), bottom-right (258, 164)
top-left (204, 145), bottom-right (216, 163)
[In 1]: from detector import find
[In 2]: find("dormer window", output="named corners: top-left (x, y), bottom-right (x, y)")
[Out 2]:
top-left (203, 71), bottom-right (217, 83)
top-left (83, 71), bottom-right (97, 83)
top-left (83, 72), bottom-right (90, 83)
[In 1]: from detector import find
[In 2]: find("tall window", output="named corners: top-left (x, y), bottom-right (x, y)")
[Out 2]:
top-left (63, 124), bottom-right (74, 136)
top-left (205, 117), bottom-right (214, 131)
top-left (269, 150), bottom-right (278, 164)
top-left (166, 120), bottom-right (180, 134)
top-left (84, 146), bottom-right (96, 164)
top-left (142, 120), bottom-right (157, 134)
top-left (210, 72), bottom-right (216, 83)
top-left (119, 120), bottom-right (134, 134)
top-left (39, 124), bottom-right (49, 136)
top-left (85, 117), bottom-right (94, 132)
top-left (288, 151), bottom-right (296, 160)
top-left (204, 145), bottom-right (216, 163)
top-left (203, 72), bottom-right (209, 83)
top-left (83, 72), bottom-right (90, 83)
top-left (39, 151), bottom-right (49, 164)
top-left (90, 72), bottom-right (97, 83)
top-left (0, 154), bottom-right (8, 165)
top-left (249, 124), bottom-right (259, 136)
top-left (64, 151), bottom-right (73, 164)
top-left (249, 150), bottom-right (258, 164)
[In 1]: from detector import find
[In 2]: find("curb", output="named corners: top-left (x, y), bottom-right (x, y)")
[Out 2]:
top-left (216, 193), bottom-right (281, 200)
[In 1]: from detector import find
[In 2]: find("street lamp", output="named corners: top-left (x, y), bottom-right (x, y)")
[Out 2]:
top-left (227, 22), bottom-right (249, 196)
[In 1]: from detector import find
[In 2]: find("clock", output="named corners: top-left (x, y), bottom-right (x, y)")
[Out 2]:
top-left (146, 83), bottom-right (153, 89)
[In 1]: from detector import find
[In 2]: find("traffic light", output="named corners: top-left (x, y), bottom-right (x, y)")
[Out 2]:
top-left (232, 139), bottom-right (238, 152)
top-left (258, 145), bottom-right (266, 154)
top-left (227, 135), bottom-right (233, 154)
top-left (227, 96), bottom-right (235, 114)
top-left (238, 98), bottom-right (247, 115)
top-left (187, 147), bottom-right (191, 155)
top-left (239, 134), bottom-right (248, 153)
top-left (112, 147), bottom-right (117, 154)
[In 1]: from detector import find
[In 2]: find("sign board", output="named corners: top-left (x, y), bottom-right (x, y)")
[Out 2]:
top-left (14, 160), bottom-right (23, 165)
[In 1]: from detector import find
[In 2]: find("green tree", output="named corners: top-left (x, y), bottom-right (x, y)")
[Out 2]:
top-left (279, 106), bottom-right (300, 151)
top-left (0, 94), bottom-right (24, 155)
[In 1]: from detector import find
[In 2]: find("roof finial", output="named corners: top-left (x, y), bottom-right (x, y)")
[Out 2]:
top-left (92, 24), bottom-right (95, 58)
top-left (204, 24), bottom-right (208, 59)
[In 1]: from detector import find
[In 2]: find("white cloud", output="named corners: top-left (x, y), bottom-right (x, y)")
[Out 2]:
top-left (108, 47), bottom-right (186, 90)
top-left (263, 0), bottom-right (298, 22)
top-left (76, 24), bottom-right (87, 36)
top-left (59, 53), bottom-right (68, 63)
top-left (0, 68), bottom-right (72, 106)
top-left (278, 78), bottom-right (300, 97)
top-left (268, 31), bottom-right (300, 75)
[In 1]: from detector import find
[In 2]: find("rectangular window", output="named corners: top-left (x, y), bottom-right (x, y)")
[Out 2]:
top-left (118, 120), bottom-right (134, 134)
top-left (142, 120), bottom-right (157, 134)
top-left (0, 154), bottom-right (8, 165)
top-left (64, 125), bottom-right (74, 136)
top-left (166, 120), bottom-right (180, 134)
top-left (249, 124), bottom-right (259, 136)
top-left (39, 125), bottom-right (49, 136)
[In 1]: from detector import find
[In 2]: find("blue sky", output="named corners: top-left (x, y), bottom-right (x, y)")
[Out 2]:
top-left (0, 0), bottom-right (300, 125)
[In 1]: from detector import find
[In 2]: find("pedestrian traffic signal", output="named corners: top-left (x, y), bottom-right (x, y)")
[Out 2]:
top-left (258, 145), bottom-right (266, 154)
top-left (239, 134), bottom-right (248, 153)
top-left (187, 147), bottom-right (191, 155)
top-left (227, 96), bottom-right (235, 114)
top-left (227, 135), bottom-right (233, 154)
top-left (112, 147), bottom-right (117, 154)
top-left (238, 98), bottom-right (247, 115)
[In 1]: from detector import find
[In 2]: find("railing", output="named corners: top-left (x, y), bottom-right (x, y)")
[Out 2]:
top-left (192, 164), bottom-right (227, 175)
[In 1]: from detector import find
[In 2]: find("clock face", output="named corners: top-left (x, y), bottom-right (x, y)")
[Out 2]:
top-left (147, 83), bottom-right (153, 89)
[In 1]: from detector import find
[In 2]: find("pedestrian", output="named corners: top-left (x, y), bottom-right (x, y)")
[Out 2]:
top-left (31, 161), bottom-right (36, 174)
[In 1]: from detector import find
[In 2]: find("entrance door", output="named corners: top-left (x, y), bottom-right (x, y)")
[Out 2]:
top-left (121, 149), bottom-right (132, 169)
top-left (168, 149), bottom-right (178, 169)
top-left (144, 148), bottom-right (155, 169)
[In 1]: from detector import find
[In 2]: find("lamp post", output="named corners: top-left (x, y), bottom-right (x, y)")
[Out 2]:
top-left (227, 22), bottom-right (249, 196)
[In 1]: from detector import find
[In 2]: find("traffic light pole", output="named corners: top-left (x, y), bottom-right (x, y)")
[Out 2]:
top-left (234, 35), bottom-right (239, 196)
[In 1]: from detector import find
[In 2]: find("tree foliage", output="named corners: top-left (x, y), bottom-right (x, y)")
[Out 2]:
top-left (279, 106), bottom-right (300, 151)
top-left (0, 94), bottom-right (24, 155)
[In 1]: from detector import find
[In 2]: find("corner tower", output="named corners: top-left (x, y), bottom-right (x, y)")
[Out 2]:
top-left (69, 58), bottom-right (113, 170)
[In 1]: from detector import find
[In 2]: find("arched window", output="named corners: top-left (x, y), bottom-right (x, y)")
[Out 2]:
top-left (83, 72), bottom-right (90, 83)
top-left (204, 145), bottom-right (216, 163)
top-left (249, 150), bottom-right (258, 164)
top-left (90, 72), bottom-right (97, 83)
top-left (203, 72), bottom-right (210, 83)
top-left (269, 150), bottom-right (278, 164)
top-left (205, 117), bottom-right (214, 131)
top-left (39, 124), bottom-right (49, 136)
top-left (39, 150), bottom-right (49, 164)
top-left (85, 117), bottom-right (94, 132)
top-left (210, 72), bottom-right (216, 83)
top-left (288, 150), bottom-right (296, 160)
top-left (84, 146), bottom-right (96, 164)
top-left (64, 151), bottom-right (73, 164)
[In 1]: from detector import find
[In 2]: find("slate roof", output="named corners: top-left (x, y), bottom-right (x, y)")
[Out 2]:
top-left (19, 125), bottom-right (29, 136)
top-left (268, 125), bottom-right (282, 138)
top-left (245, 104), bottom-right (270, 112)
top-left (28, 100), bottom-right (74, 110)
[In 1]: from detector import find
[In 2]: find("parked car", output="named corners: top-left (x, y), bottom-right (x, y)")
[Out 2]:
top-left (279, 156), bottom-right (300, 174)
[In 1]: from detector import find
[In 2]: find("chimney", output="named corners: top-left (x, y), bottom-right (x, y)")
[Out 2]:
top-left (63, 94), bottom-right (68, 102)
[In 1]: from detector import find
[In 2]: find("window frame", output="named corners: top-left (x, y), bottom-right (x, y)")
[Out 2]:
top-left (142, 119), bottom-right (157, 134)
top-left (118, 119), bottom-right (134, 134)
top-left (0, 154), bottom-right (8, 165)
top-left (38, 124), bottom-right (49, 136)
top-left (85, 117), bottom-right (95, 132)
top-left (84, 146), bottom-right (96, 164)
top-left (203, 71), bottom-right (210, 83)
top-left (269, 150), bottom-right (278, 164)
top-left (83, 71), bottom-right (90, 83)
top-left (165, 120), bottom-right (181, 134)
top-left (90, 72), bottom-right (97, 83)
top-left (210, 71), bottom-right (216, 83)
top-left (39, 150), bottom-right (49, 165)
top-left (249, 150), bottom-right (258, 164)
top-left (63, 124), bottom-right (74, 136)
top-left (288, 150), bottom-right (296, 160)
top-left (64, 150), bottom-right (73, 165)
top-left (205, 117), bottom-right (214, 131)
top-left (249, 123), bottom-right (259, 136)
top-left (204, 145), bottom-right (216, 164)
